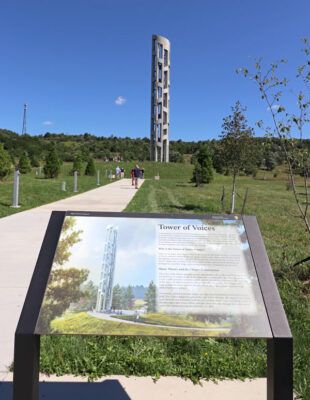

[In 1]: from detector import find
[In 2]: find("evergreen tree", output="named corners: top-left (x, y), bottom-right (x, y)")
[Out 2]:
top-left (71, 154), bottom-right (83, 175)
top-left (169, 150), bottom-right (184, 163)
top-left (30, 154), bottom-right (40, 168)
top-left (191, 145), bottom-right (213, 185)
top-left (112, 284), bottom-right (123, 310)
top-left (145, 281), bottom-right (156, 312)
top-left (124, 286), bottom-right (135, 309)
top-left (43, 148), bottom-right (62, 178)
top-left (18, 152), bottom-right (32, 174)
top-left (0, 143), bottom-right (12, 180)
top-left (79, 281), bottom-right (98, 310)
top-left (264, 151), bottom-right (277, 171)
top-left (84, 158), bottom-right (96, 176)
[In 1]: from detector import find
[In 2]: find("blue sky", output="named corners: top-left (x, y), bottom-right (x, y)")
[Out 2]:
top-left (1, 0), bottom-right (310, 140)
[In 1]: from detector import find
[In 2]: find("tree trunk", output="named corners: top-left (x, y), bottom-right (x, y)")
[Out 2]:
top-left (230, 173), bottom-right (236, 214)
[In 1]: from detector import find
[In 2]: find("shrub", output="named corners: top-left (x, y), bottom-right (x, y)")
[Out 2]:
top-left (0, 143), bottom-right (12, 179)
top-left (71, 155), bottom-right (84, 175)
top-left (191, 145), bottom-right (213, 185)
top-left (84, 158), bottom-right (96, 176)
top-left (44, 148), bottom-right (62, 178)
top-left (18, 152), bottom-right (32, 174)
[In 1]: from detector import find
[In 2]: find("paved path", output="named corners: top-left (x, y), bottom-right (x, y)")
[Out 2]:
top-left (0, 373), bottom-right (267, 400)
top-left (0, 179), bottom-right (141, 373)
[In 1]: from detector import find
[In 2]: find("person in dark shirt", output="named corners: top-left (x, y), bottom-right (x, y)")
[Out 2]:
top-left (130, 168), bottom-right (135, 186)
top-left (133, 165), bottom-right (140, 189)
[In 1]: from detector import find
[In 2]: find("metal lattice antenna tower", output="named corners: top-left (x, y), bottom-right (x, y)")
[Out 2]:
top-left (22, 103), bottom-right (27, 135)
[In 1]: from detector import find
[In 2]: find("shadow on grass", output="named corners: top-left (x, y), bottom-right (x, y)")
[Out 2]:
top-left (0, 201), bottom-right (11, 207)
top-left (167, 204), bottom-right (209, 213)
top-left (0, 380), bottom-right (131, 400)
top-left (175, 181), bottom-right (194, 187)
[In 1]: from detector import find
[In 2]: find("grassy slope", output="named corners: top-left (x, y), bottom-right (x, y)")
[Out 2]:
top-left (39, 165), bottom-right (309, 398)
top-left (51, 312), bottom-right (226, 337)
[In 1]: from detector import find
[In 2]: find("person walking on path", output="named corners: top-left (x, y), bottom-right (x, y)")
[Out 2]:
top-left (133, 164), bottom-right (140, 189)
top-left (116, 166), bottom-right (121, 179)
top-left (130, 168), bottom-right (135, 186)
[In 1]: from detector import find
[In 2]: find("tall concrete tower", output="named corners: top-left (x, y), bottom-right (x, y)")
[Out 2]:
top-left (150, 35), bottom-right (170, 162)
top-left (96, 225), bottom-right (118, 312)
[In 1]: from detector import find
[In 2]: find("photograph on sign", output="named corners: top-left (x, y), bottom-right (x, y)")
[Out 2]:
top-left (35, 214), bottom-right (272, 337)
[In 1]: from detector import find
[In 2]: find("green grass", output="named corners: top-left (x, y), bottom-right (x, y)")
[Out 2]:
top-left (35, 164), bottom-right (309, 398)
top-left (51, 312), bottom-right (227, 337)
top-left (40, 334), bottom-right (267, 383)
top-left (126, 170), bottom-right (309, 271)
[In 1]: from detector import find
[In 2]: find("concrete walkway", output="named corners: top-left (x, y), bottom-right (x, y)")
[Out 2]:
top-left (0, 178), bottom-right (268, 399)
top-left (0, 374), bottom-right (267, 400)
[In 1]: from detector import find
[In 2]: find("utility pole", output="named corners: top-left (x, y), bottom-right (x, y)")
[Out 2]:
top-left (22, 104), bottom-right (27, 135)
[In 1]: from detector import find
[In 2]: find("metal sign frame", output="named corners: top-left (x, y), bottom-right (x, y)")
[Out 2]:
top-left (13, 211), bottom-right (293, 400)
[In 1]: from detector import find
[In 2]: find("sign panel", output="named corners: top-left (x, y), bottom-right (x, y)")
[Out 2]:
top-left (35, 213), bottom-right (272, 338)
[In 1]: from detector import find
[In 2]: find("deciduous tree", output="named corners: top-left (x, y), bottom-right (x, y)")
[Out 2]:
top-left (36, 217), bottom-right (86, 331)
top-left (220, 102), bottom-right (255, 213)
top-left (239, 38), bottom-right (310, 268)
top-left (71, 154), bottom-right (84, 175)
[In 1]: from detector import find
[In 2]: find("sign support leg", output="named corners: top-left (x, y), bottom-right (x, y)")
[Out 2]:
top-left (267, 337), bottom-right (293, 400)
top-left (13, 333), bottom-right (40, 400)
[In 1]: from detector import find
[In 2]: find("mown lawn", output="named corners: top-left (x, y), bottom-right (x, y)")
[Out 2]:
top-left (37, 165), bottom-right (309, 398)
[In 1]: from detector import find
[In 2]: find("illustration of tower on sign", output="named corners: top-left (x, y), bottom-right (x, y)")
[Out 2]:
top-left (96, 225), bottom-right (118, 312)
top-left (150, 35), bottom-right (170, 162)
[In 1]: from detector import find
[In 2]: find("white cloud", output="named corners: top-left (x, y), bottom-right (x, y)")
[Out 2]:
top-left (267, 104), bottom-right (280, 112)
top-left (115, 96), bottom-right (126, 106)
top-left (43, 120), bottom-right (53, 126)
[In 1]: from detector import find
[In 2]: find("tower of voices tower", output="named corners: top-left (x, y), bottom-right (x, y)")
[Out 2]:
top-left (150, 35), bottom-right (170, 162)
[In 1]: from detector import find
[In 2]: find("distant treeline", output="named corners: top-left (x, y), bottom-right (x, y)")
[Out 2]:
top-left (1, 128), bottom-right (310, 167)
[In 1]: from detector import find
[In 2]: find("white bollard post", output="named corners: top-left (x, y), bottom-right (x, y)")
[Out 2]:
top-left (61, 181), bottom-right (66, 191)
top-left (11, 170), bottom-right (21, 208)
top-left (96, 170), bottom-right (100, 186)
top-left (73, 171), bottom-right (78, 192)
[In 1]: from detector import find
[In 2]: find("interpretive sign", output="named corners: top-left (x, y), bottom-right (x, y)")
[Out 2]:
top-left (13, 211), bottom-right (293, 400)
top-left (35, 213), bottom-right (271, 338)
